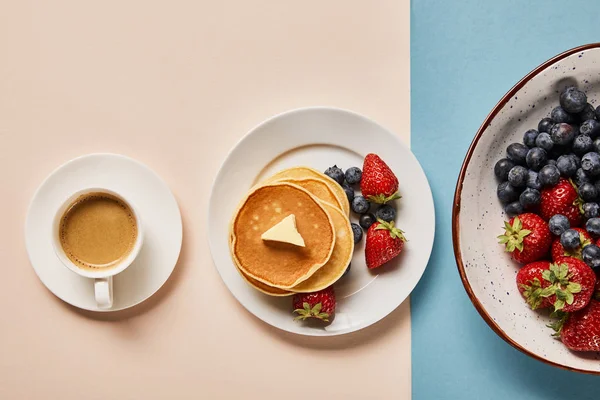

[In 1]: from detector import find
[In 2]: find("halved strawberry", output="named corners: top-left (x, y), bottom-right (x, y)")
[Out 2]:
top-left (498, 214), bottom-right (551, 264)
top-left (551, 227), bottom-right (592, 261)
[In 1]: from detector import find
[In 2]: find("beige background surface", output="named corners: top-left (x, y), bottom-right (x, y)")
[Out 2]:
top-left (0, 1), bottom-right (410, 399)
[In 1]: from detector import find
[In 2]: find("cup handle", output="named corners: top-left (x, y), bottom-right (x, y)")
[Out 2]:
top-left (95, 276), bottom-right (113, 309)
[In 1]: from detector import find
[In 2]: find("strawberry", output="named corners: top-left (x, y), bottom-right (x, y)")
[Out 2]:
top-left (293, 287), bottom-right (336, 322)
top-left (516, 261), bottom-right (555, 310)
top-left (365, 219), bottom-right (406, 269)
top-left (551, 227), bottom-right (592, 261)
top-left (540, 178), bottom-right (583, 227)
top-left (517, 258), bottom-right (596, 312)
top-left (557, 301), bottom-right (600, 352)
top-left (361, 153), bottom-right (401, 204)
top-left (497, 214), bottom-right (551, 264)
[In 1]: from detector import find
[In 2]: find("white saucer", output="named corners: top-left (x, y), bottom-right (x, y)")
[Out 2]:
top-left (208, 107), bottom-right (435, 336)
top-left (25, 153), bottom-right (183, 312)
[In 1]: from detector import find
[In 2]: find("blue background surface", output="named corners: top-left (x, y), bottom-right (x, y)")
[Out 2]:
top-left (411, 0), bottom-right (600, 398)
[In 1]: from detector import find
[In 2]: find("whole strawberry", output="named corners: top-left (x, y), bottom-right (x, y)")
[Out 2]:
top-left (365, 219), bottom-right (406, 269)
top-left (361, 153), bottom-right (401, 204)
top-left (551, 227), bottom-right (592, 261)
top-left (293, 287), bottom-right (336, 322)
top-left (553, 257), bottom-right (597, 312)
top-left (559, 301), bottom-right (600, 351)
top-left (540, 178), bottom-right (583, 227)
top-left (498, 214), bottom-right (551, 264)
top-left (516, 261), bottom-right (556, 310)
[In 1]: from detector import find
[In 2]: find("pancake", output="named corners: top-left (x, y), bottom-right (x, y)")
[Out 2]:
top-left (272, 177), bottom-right (343, 212)
top-left (266, 167), bottom-right (350, 215)
top-left (230, 182), bottom-right (335, 289)
top-left (290, 202), bottom-right (354, 292)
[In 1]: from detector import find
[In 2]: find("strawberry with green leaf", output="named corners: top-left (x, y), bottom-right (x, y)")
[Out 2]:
top-left (498, 213), bottom-right (551, 264)
top-left (551, 227), bottom-right (592, 261)
top-left (517, 257), bottom-right (595, 312)
top-left (360, 153), bottom-right (401, 204)
top-left (292, 287), bottom-right (336, 322)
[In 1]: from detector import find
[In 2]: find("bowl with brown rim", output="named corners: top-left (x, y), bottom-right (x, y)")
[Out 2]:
top-left (453, 43), bottom-right (600, 374)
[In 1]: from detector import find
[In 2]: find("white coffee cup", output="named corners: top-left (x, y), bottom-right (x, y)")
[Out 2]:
top-left (51, 188), bottom-right (144, 309)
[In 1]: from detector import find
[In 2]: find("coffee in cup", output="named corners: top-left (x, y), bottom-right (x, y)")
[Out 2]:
top-left (58, 192), bottom-right (138, 271)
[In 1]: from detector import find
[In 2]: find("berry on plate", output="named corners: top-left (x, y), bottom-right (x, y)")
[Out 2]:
top-left (561, 229), bottom-right (582, 250)
top-left (293, 287), bottom-right (336, 322)
top-left (365, 219), bottom-right (406, 269)
top-left (375, 204), bottom-right (396, 222)
top-left (351, 223), bottom-right (363, 244)
top-left (497, 214), bottom-right (551, 264)
top-left (361, 153), bottom-right (401, 204)
top-left (351, 195), bottom-right (370, 214)
top-left (494, 158), bottom-right (515, 181)
top-left (538, 164), bottom-right (560, 187)
top-left (344, 167), bottom-right (362, 185)
top-left (324, 165), bottom-right (344, 185)
top-left (342, 183), bottom-right (355, 202)
top-left (359, 213), bottom-right (376, 230)
top-left (560, 86), bottom-right (587, 114)
top-left (497, 181), bottom-right (520, 204)
top-left (551, 228), bottom-right (591, 261)
top-left (517, 258), bottom-right (595, 312)
top-left (538, 118), bottom-right (555, 133)
top-left (549, 214), bottom-right (570, 236)
top-left (582, 244), bottom-right (600, 269)
top-left (557, 300), bottom-right (600, 352)
top-left (540, 178), bottom-right (582, 226)
top-left (586, 217), bottom-right (600, 236)
top-left (507, 143), bottom-right (529, 165)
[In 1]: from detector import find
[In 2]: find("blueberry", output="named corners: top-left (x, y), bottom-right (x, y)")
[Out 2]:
top-left (549, 214), bottom-right (570, 236)
top-left (538, 165), bottom-right (560, 187)
top-left (560, 86), bottom-right (588, 113)
top-left (508, 165), bottom-right (528, 187)
top-left (580, 182), bottom-right (598, 202)
top-left (547, 159), bottom-right (557, 166)
top-left (519, 188), bottom-right (541, 209)
top-left (583, 245), bottom-right (600, 269)
top-left (578, 104), bottom-right (596, 122)
top-left (506, 143), bottom-right (529, 165)
top-left (375, 204), bottom-right (396, 222)
top-left (359, 213), bottom-right (376, 230)
top-left (556, 155), bottom-right (577, 177)
top-left (549, 145), bottom-right (571, 160)
top-left (351, 223), bottom-right (363, 244)
top-left (587, 218), bottom-right (600, 236)
top-left (581, 119), bottom-right (600, 138)
top-left (344, 167), bottom-right (362, 185)
top-left (351, 195), bottom-right (370, 214)
top-left (535, 132), bottom-right (554, 151)
top-left (526, 170), bottom-right (541, 190)
top-left (505, 201), bottom-right (524, 217)
top-left (497, 181), bottom-right (520, 204)
top-left (494, 158), bottom-right (516, 181)
top-left (575, 168), bottom-right (592, 187)
top-left (572, 135), bottom-right (593, 155)
top-left (583, 203), bottom-right (600, 219)
top-left (595, 181), bottom-right (600, 197)
top-left (551, 123), bottom-right (575, 145)
top-left (525, 147), bottom-right (547, 171)
top-left (561, 229), bottom-right (581, 250)
top-left (569, 153), bottom-right (582, 168)
top-left (538, 118), bottom-right (555, 133)
top-left (596, 105), bottom-right (600, 121)
top-left (582, 152), bottom-right (600, 177)
top-left (523, 129), bottom-right (539, 147)
top-left (551, 106), bottom-right (575, 124)
top-left (324, 165), bottom-right (344, 185)
top-left (593, 138), bottom-right (600, 153)
top-left (342, 183), bottom-right (354, 202)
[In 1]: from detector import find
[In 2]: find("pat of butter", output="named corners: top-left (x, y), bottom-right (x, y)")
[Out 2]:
top-left (261, 214), bottom-right (305, 247)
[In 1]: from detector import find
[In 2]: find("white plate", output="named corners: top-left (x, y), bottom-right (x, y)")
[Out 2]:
top-left (25, 153), bottom-right (183, 312)
top-left (454, 44), bottom-right (600, 373)
top-left (208, 107), bottom-right (435, 336)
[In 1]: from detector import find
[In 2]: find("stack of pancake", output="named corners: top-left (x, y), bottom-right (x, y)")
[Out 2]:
top-left (229, 167), bottom-right (354, 296)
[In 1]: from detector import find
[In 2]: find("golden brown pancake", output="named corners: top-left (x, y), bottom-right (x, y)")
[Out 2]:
top-left (266, 166), bottom-right (350, 215)
top-left (272, 177), bottom-right (342, 212)
top-left (291, 202), bottom-right (353, 292)
top-left (230, 182), bottom-right (335, 289)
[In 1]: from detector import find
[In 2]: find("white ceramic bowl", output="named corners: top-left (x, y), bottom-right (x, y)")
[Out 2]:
top-left (454, 43), bottom-right (600, 374)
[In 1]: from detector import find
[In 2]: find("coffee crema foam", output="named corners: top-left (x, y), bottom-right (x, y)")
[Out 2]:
top-left (58, 193), bottom-right (137, 271)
